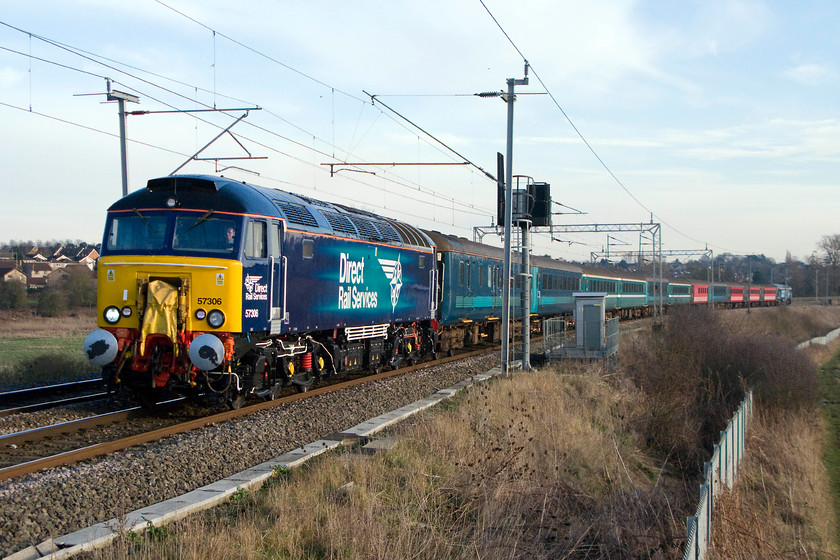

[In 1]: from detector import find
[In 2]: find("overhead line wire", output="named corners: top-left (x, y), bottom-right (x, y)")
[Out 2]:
top-left (2, 21), bottom-right (494, 221)
top-left (477, 0), bottom-right (709, 249)
top-left (152, 0), bottom-right (366, 104)
top-left (4, 18), bottom-right (497, 229)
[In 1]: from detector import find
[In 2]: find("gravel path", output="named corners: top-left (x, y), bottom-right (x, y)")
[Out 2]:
top-left (0, 353), bottom-right (497, 556)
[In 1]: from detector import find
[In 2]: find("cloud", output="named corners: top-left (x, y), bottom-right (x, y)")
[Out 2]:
top-left (0, 67), bottom-right (26, 90)
top-left (783, 63), bottom-right (835, 85)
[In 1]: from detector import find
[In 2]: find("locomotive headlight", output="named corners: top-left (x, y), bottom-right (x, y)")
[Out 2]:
top-left (207, 309), bottom-right (225, 328)
top-left (121, 306), bottom-right (132, 318)
top-left (166, 197), bottom-right (177, 208)
top-left (103, 306), bottom-right (121, 325)
top-left (195, 308), bottom-right (207, 320)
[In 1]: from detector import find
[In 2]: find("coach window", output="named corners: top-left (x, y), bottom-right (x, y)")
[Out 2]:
top-left (245, 220), bottom-right (267, 259)
top-left (466, 262), bottom-right (471, 289)
top-left (419, 255), bottom-right (425, 269)
top-left (478, 264), bottom-right (485, 288)
top-left (302, 239), bottom-right (314, 259)
top-left (458, 261), bottom-right (465, 286)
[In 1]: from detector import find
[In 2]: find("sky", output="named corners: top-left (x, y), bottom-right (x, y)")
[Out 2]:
top-left (1, 0), bottom-right (838, 264)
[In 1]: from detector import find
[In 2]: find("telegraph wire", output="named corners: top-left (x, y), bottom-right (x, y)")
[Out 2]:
top-left (478, 0), bottom-right (710, 249)
top-left (365, 91), bottom-right (497, 181)
top-left (134, 4), bottom-right (500, 211)
top-left (0, 100), bottom-right (188, 157)
top-left (152, 0), bottom-right (366, 104)
top-left (0, 45), bottom-right (109, 82)
top-left (1, 21), bottom-right (495, 222)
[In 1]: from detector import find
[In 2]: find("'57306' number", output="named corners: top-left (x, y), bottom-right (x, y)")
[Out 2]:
top-left (197, 297), bottom-right (222, 305)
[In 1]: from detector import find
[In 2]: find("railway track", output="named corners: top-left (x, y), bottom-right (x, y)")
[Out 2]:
top-left (0, 347), bottom-right (493, 481)
top-left (0, 379), bottom-right (108, 418)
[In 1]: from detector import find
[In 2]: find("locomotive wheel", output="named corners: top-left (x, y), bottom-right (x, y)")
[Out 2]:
top-left (268, 383), bottom-right (284, 400)
top-left (293, 371), bottom-right (315, 393)
top-left (227, 394), bottom-right (245, 410)
top-left (137, 387), bottom-right (163, 409)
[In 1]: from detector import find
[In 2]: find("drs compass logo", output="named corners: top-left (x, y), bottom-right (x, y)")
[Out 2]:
top-left (378, 256), bottom-right (403, 312)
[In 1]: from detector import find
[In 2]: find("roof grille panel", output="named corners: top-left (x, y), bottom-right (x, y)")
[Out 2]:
top-left (372, 221), bottom-right (402, 244)
top-left (348, 216), bottom-right (381, 241)
top-left (321, 212), bottom-right (358, 236)
top-left (274, 201), bottom-right (319, 227)
top-left (293, 193), bottom-right (332, 208)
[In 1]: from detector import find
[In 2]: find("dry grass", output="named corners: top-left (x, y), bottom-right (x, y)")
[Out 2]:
top-left (82, 305), bottom-right (840, 559)
top-left (0, 308), bottom-right (96, 339)
top-left (0, 309), bottom-right (99, 386)
top-left (708, 410), bottom-right (839, 559)
top-left (89, 368), bottom-right (689, 559)
top-left (732, 305), bottom-right (840, 344)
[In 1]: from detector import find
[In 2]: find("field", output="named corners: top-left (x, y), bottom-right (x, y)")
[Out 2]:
top-left (0, 309), bottom-right (99, 387)
top-left (80, 305), bottom-right (840, 559)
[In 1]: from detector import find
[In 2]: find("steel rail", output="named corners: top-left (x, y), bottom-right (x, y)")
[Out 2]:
top-left (0, 379), bottom-right (103, 405)
top-left (0, 392), bottom-right (110, 418)
top-left (0, 348), bottom-right (494, 481)
top-left (0, 408), bottom-right (144, 448)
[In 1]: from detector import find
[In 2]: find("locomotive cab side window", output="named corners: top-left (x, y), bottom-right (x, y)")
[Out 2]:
top-left (269, 221), bottom-right (282, 258)
top-left (245, 220), bottom-right (267, 259)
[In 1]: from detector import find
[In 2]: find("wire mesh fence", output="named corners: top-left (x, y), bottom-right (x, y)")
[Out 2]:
top-left (542, 316), bottom-right (619, 360)
top-left (683, 391), bottom-right (753, 560)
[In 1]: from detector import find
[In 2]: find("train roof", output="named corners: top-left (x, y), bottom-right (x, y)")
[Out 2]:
top-left (110, 175), bottom-right (434, 250)
top-left (578, 264), bottom-right (649, 282)
top-left (422, 230), bottom-right (582, 274)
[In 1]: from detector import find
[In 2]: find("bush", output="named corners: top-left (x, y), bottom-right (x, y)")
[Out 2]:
top-left (0, 280), bottom-right (27, 310)
top-left (63, 267), bottom-right (96, 308)
top-left (37, 288), bottom-right (66, 317)
top-left (623, 306), bottom-right (818, 476)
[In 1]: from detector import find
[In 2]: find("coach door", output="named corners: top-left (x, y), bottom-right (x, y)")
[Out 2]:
top-left (269, 220), bottom-right (286, 334)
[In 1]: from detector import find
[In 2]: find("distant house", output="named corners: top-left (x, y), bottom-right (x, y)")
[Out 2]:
top-left (46, 264), bottom-right (94, 287)
top-left (0, 264), bottom-right (27, 285)
top-left (23, 262), bottom-right (54, 288)
top-left (75, 247), bottom-right (100, 271)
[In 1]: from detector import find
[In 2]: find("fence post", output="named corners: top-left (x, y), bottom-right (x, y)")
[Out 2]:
top-left (704, 461), bottom-right (714, 518)
top-left (734, 409), bottom-right (741, 477)
top-left (719, 429), bottom-right (728, 488)
top-left (727, 419), bottom-right (735, 487)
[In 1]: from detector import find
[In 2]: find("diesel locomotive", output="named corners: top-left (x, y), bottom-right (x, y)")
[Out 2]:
top-left (84, 175), bottom-right (438, 407)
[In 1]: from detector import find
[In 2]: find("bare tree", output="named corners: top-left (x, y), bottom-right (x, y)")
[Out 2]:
top-left (818, 234), bottom-right (840, 296)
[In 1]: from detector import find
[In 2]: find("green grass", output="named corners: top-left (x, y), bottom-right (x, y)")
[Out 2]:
top-left (0, 334), bottom-right (99, 387)
top-left (818, 347), bottom-right (840, 548)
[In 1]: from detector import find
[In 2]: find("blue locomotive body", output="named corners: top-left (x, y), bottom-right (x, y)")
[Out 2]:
top-left (86, 175), bottom-right (436, 406)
